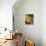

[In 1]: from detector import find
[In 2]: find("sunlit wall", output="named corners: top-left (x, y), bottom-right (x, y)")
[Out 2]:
top-left (0, 0), bottom-right (16, 30)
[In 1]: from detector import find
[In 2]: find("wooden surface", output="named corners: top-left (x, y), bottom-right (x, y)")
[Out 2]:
top-left (0, 39), bottom-right (16, 46)
top-left (0, 33), bottom-right (23, 46)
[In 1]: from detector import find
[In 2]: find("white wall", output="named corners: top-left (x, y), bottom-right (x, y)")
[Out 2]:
top-left (0, 0), bottom-right (16, 29)
top-left (0, 0), bottom-right (16, 39)
top-left (41, 0), bottom-right (46, 46)
top-left (13, 0), bottom-right (41, 46)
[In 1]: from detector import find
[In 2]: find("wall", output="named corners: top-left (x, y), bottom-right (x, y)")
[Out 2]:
top-left (41, 0), bottom-right (46, 46)
top-left (0, 0), bottom-right (16, 38)
top-left (0, 0), bottom-right (16, 29)
top-left (13, 0), bottom-right (41, 46)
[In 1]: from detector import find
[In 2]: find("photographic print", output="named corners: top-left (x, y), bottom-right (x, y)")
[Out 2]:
top-left (25, 14), bottom-right (34, 25)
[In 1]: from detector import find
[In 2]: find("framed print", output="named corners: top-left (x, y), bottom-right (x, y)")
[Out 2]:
top-left (25, 14), bottom-right (34, 25)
